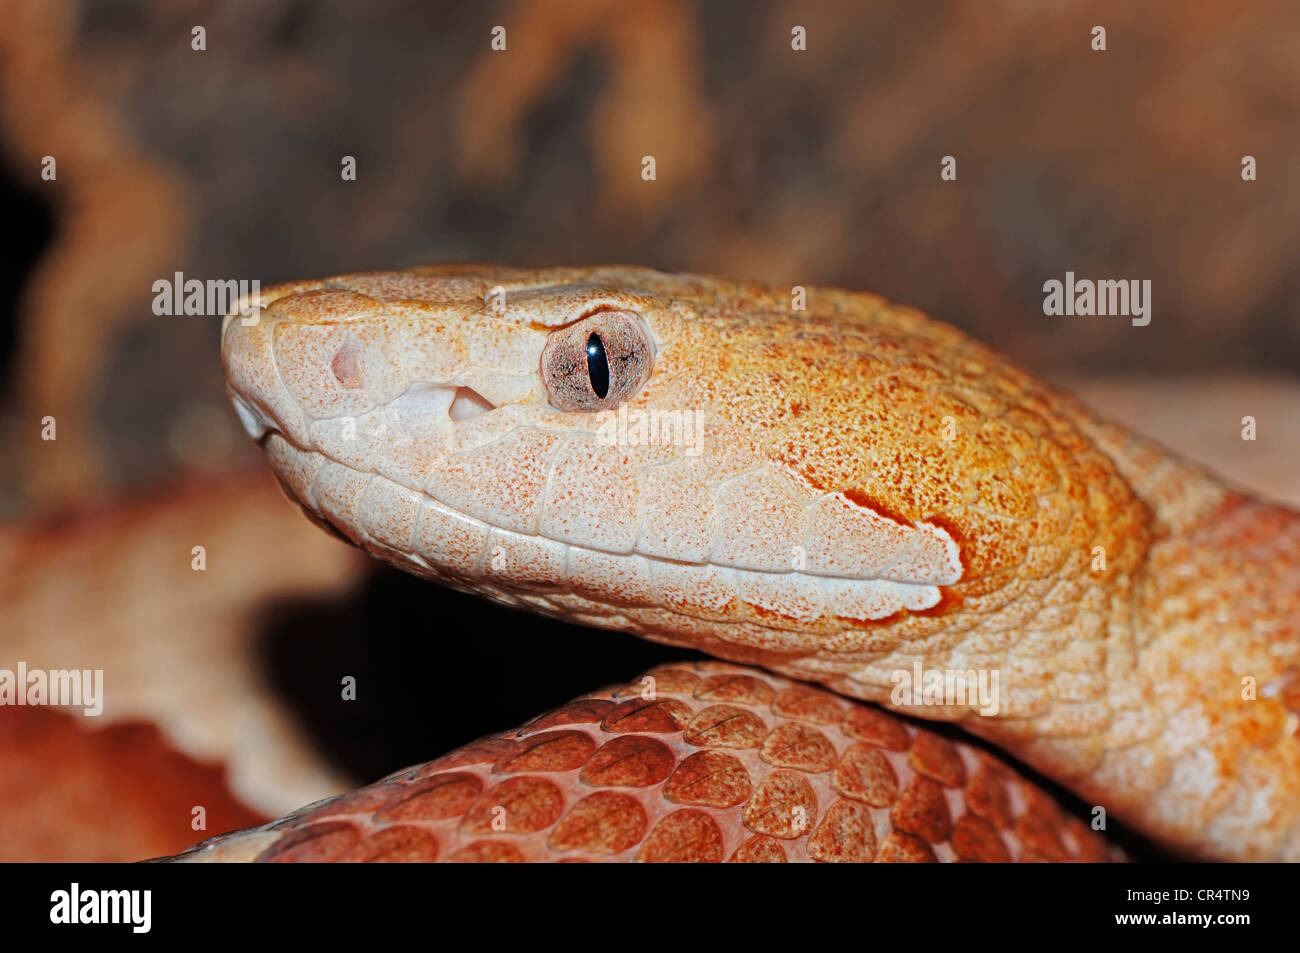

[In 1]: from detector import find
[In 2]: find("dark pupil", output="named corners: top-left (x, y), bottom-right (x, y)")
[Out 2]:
top-left (586, 332), bottom-right (610, 399)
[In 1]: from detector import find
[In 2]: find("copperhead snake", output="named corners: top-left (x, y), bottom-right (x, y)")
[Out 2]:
top-left (176, 265), bottom-right (1300, 862)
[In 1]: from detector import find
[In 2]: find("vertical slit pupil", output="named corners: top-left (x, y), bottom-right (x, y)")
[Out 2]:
top-left (586, 332), bottom-right (609, 399)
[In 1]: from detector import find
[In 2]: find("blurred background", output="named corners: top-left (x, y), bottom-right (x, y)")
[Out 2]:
top-left (0, 0), bottom-right (1296, 860)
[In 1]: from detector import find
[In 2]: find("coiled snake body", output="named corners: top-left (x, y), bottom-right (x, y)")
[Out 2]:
top-left (183, 265), bottom-right (1300, 862)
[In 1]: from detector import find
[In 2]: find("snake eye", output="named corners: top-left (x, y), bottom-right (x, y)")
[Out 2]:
top-left (541, 310), bottom-right (652, 412)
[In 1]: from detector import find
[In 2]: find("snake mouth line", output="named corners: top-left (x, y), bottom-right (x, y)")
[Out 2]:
top-left (228, 381), bottom-right (497, 445)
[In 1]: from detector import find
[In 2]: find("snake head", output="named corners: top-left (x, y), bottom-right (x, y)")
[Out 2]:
top-left (222, 264), bottom-right (1148, 720)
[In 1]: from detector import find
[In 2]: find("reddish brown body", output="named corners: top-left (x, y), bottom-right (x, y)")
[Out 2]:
top-left (175, 662), bottom-right (1115, 863)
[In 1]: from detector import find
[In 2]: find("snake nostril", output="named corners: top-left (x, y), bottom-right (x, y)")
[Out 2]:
top-left (448, 386), bottom-right (494, 422)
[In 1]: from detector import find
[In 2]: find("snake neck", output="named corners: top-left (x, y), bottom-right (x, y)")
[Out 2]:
top-left (970, 405), bottom-right (1300, 860)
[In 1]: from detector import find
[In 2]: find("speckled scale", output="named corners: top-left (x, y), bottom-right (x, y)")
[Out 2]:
top-left (171, 662), bottom-right (1118, 864)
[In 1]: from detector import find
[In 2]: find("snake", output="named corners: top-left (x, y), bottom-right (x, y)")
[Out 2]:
top-left (177, 264), bottom-right (1300, 862)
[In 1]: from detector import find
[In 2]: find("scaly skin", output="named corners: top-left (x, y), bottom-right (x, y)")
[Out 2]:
top-left (173, 661), bottom-right (1116, 863)
top-left (214, 265), bottom-right (1300, 861)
